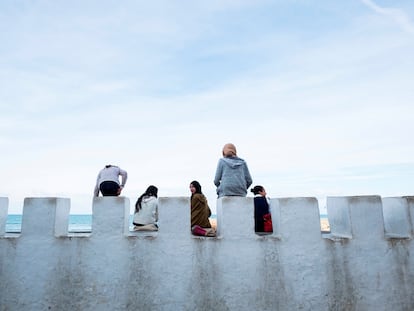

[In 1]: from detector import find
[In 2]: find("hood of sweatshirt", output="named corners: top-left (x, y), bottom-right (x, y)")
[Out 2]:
top-left (222, 157), bottom-right (244, 168)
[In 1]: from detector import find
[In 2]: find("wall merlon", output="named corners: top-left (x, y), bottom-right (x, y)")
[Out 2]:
top-left (347, 195), bottom-right (384, 239)
top-left (405, 196), bottom-right (414, 236)
top-left (157, 197), bottom-right (190, 238)
top-left (216, 196), bottom-right (254, 238)
top-left (327, 196), bottom-right (352, 239)
top-left (0, 197), bottom-right (8, 236)
top-left (21, 197), bottom-right (71, 238)
top-left (327, 195), bottom-right (385, 241)
top-left (92, 196), bottom-right (130, 237)
top-left (382, 197), bottom-right (412, 239)
top-left (277, 197), bottom-right (321, 243)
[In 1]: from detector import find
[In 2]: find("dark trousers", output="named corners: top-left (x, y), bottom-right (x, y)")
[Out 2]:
top-left (99, 181), bottom-right (120, 196)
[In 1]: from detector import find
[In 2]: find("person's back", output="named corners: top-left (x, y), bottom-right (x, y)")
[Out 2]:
top-left (133, 196), bottom-right (158, 225)
top-left (133, 185), bottom-right (158, 231)
top-left (214, 143), bottom-right (252, 198)
top-left (94, 164), bottom-right (127, 197)
top-left (189, 181), bottom-right (215, 237)
top-left (191, 193), bottom-right (212, 228)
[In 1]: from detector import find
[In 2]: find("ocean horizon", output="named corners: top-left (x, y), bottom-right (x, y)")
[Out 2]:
top-left (5, 213), bottom-right (328, 233)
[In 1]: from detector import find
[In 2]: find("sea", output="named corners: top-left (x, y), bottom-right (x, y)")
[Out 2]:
top-left (5, 213), bottom-right (326, 233)
top-left (5, 214), bottom-right (97, 233)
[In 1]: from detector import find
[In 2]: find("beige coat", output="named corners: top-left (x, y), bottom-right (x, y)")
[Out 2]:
top-left (191, 193), bottom-right (212, 228)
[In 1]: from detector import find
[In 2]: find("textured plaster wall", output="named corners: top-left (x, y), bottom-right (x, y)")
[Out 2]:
top-left (0, 195), bottom-right (413, 311)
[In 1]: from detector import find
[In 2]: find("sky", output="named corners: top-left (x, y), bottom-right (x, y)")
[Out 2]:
top-left (1, 0), bottom-right (414, 215)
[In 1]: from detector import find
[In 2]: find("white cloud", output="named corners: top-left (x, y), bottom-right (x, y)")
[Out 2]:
top-left (361, 0), bottom-right (414, 34)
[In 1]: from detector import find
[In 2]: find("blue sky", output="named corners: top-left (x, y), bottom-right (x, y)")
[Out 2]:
top-left (1, 0), bottom-right (413, 214)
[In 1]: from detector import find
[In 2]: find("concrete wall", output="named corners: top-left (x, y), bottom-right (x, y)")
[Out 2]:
top-left (0, 195), bottom-right (413, 311)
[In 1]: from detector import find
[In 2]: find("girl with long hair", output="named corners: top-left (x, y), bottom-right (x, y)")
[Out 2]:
top-left (133, 185), bottom-right (159, 231)
top-left (189, 181), bottom-right (215, 237)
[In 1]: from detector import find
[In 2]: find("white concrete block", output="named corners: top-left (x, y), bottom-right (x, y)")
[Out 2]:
top-left (327, 196), bottom-right (352, 238)
top-left (92, 196), bottom-right (130, 236)
top-left (347, 195), bottom-right (384, 239)
top-left (382, 197), bottom-right (411, 239)
top-left (216, 196), bottom-right (254, 239)
top-left (158, 196), bottom-right (190, 237)
top-left (0, 197), bottom-right (8, 236)
top-left (278, 197), bottom-right (321, 243)
top-left (21, 197), bottom-right (70, 237)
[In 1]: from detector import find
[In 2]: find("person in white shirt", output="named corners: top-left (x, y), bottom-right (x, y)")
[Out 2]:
top-left (133, 185), bottom-right (159, 231)
top-left (94, 165), bottom-right (128, 197)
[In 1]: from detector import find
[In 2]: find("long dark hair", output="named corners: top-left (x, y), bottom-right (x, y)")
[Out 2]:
top-left (190, 180), bottom-right (202, 198)
top-left (135, 185), bottom-right (158, 212)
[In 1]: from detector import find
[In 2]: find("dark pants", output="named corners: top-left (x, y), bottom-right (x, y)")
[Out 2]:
top-left (99, 181), bottom-right (120, 196)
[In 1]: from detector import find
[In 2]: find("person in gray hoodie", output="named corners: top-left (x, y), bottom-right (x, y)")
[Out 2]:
top-left (214, 143), bottom-right (253, 198)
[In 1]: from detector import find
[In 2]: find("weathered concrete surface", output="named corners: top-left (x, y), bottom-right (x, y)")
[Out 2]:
top-left (0, 197), bottom-right (7, 236)
top-left (0, 195), bottom-right (413, 311)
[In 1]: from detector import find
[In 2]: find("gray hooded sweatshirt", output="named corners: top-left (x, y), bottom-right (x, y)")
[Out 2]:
top-left (214, 156), bottom-right (252, 198)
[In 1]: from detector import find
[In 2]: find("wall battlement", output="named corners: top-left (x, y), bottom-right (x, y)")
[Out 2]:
top-left (0, 195), bottom-right (413, 310)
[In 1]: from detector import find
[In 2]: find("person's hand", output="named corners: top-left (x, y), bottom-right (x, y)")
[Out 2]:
top-left (117, 187), bottom-right (123, 195)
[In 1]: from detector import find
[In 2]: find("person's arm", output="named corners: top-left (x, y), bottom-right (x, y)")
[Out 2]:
top-left (119, 168), bottom-right (128, 188)
top-left (244, 163), bottom-right (253, 189)
top-left (93, 173), bottom-right (100, 197)
top-left (214, 160), bottom-right (223, 186)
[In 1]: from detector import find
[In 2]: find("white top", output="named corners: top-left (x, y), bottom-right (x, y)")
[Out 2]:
top-left (94, 166), bottom-right (128, 196)
top-left (133, 196), bottom-right (158, 225)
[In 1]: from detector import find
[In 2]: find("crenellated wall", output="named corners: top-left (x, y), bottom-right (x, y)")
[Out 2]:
top-left (0, 195), bottom-right (413, 311)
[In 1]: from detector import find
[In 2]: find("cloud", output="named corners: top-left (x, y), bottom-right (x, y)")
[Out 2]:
top-left (361, 0), bottom-right (414, 34)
